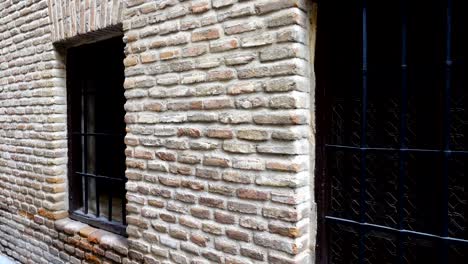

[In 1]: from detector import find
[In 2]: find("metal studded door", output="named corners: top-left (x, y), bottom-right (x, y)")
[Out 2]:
top-left (315, 0), bottom-right (468, 263)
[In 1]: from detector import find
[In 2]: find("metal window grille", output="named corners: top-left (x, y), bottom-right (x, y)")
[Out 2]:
top-left (66, 37), bottom-right (127, 235)
top-left (316, 0), bottom-right (468, 262)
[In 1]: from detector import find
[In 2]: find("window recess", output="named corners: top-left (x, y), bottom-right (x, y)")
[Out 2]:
top-left (66, 36), bottom-right (127, 235)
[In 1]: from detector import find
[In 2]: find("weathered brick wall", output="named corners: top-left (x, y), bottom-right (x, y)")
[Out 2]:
top-left (0, 0), bottom-right (128, 263)
top-left (0, 0), bottom-right (69, 262)
top-left (0, 0), bottom-right (315, 263)
top-left (122, 1), bottom-right (314, 263)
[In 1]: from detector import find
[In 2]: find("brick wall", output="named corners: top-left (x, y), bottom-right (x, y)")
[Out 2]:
top-left (0, 0), bottom-right (315, 263)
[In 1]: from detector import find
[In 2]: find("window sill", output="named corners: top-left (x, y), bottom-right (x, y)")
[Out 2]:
top-left (54, 218), bottom-right (128, 256)
top-left (70, 210), bottom-right (127, 236)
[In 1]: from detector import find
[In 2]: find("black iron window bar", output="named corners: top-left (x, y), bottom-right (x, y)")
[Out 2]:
top-left (323, 0), bottom-right (468, 262)
top-left (67, 38), bottom-right (127, 236)
top-left (69, 82), bottom-right (127, 235)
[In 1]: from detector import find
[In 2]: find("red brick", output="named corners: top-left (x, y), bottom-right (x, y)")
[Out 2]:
top-left (205, 129), bottom-right (233, 139)
top-left (192, 27), bottom-right (221, 42)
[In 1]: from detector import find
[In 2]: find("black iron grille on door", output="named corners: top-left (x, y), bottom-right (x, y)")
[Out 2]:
top-left (67, 37), bottom-right (127, 235)
top-left (316, 0), bottom-right (468, 263)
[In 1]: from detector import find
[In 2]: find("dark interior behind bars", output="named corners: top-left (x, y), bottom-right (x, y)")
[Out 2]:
top-left (316, 0), bottom-right (468, 263)
top-left (66, 37), bottom-right (127, 235)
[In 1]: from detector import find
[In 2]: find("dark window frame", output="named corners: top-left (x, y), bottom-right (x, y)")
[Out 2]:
top-left (66, 36), bottom-right (127, 236)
